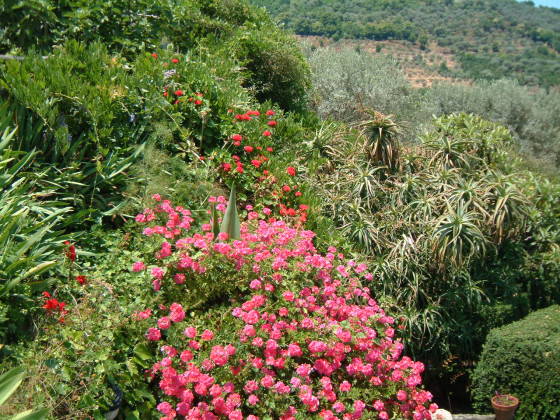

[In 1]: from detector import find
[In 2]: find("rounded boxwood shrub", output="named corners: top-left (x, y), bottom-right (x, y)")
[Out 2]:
top-left (471, 305), bottom-right (560, 419)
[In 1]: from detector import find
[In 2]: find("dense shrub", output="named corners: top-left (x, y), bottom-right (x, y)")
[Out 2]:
top-left (471, 305), bottom-right (560, 419)
top-left (0, 0), bottom-right (310, 113)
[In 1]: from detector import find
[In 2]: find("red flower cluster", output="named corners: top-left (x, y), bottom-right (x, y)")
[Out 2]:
top-left (42, 292), bottom-right (68, 323)
top-left (76, 275), bottom-right (87, 286)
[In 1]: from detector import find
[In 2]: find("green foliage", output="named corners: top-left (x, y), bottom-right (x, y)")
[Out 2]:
top-left (0, 367), bottom-right (49, 419)
top-left (424, 79), bottom-right (560, 172)
top-left (307, 47), bottom-right (423, 140)
top-left (226, 27), bottom-right (311, 112)
top-left (471, 305), bottom-right (560, 419)
top-left (0, 117), bottom-right (72, 344)
top-left (220, 185), bottom-right (241, 240)
top-left (305, 112), bottom-right (559, 365)
top-left (0, 0), bottom-right (310, 113)
top-left (251, 0), bottom-right (560, 87)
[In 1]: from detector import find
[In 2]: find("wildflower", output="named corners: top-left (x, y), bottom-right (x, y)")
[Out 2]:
top-left (171, 58), bottom-right (179, 63)
top-left (268, 120), bottom-right (277, 127)
top-left (76, 275), bottom-right (87, 285)
top-left (175, 89), bottom-right (183, 96)
top-left (287, 167), bottom-right (296, 177)
top-left (244, 146), bottom-right (253, 153)
top-left (262, 130), bottom-right (271, 137)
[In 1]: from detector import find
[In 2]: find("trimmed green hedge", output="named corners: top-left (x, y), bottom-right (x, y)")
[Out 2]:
top-left (471, 305), bottom-right (560, 419)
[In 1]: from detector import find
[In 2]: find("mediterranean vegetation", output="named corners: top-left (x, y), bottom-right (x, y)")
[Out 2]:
top-left (252, 0), bottom-right (560, 87)
top-left (0, 0), bottom-right (559, 419)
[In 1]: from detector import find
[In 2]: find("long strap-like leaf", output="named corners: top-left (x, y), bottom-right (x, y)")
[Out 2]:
top-left (220, 184), bottom-right (241, 240)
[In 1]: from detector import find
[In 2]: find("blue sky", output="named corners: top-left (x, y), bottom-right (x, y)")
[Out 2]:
top-left (517, 0), bottom-right (560, 8)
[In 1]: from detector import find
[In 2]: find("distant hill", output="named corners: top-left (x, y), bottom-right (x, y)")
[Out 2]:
top-left (251, 0), bottom-right (560, 87)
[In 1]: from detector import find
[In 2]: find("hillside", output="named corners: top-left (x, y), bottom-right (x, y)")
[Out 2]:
top-left (251, 0), bottom-right (560, 87)
top-left (0, 0), bottom-right (559, 418)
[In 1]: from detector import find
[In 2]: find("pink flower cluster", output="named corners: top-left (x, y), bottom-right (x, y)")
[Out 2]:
top-left (133, 199), bottom-right (436, 420)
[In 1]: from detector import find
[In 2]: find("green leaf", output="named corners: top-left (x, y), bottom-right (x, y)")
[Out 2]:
top-left (10, 408), bottom-right (49, 420)
top-left (133, 344), bottom-right (152, 361)
top-left (211, 203), bottom-right (220, 239)
top-left (220, 184), bottom-right (241, 240)
top-left (0, 367), bottom-right (24, 406)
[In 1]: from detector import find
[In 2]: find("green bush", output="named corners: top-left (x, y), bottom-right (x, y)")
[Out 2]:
top-left (471, 305), bottom-right (560, 419)
top-left (307, 47), bottom-right (424, 141)
top-left (0, 0), bottom-right (311, 113)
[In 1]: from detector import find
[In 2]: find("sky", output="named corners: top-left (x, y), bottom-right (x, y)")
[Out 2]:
top-left (517, 0), bottom-right (560, 9)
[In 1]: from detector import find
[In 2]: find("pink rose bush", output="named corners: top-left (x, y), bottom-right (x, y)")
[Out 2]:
top-left (132, 198), bottom-right (436, 419)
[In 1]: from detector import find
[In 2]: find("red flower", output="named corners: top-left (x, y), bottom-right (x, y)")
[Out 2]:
top-left (152, 53), bottom-right (158, 58)
top-left (262, 130), bottom-right (271, 137)
top-left (266, 147), bottom-right (273, 152)
top-left (241, 114), bottom-right (251, 121)
top-left (44, 298), bottom-right (59, 312)
top-left (244, 146), bottom-right (253, 153)
top-left (196, 93), bottom-right (204, 97)
top-left (295, 191), bottom-right (302, 196)
top-left (267, 121), bottom-right (277, 127)
top-left (175, 89), bottom-right (183, 96)
top-left (163, 92), bottom-right (168, 97)
top-left (172, 58), bottom-right (179, 63)
top-left (223, 163), bottom-right (232, 172)
top-left (266, 110), bottom-right (275, 116)
top-left (287, 167), bottom-right (296, 177)
top-left (232, 134), bottom-right (242, 142)
top-left (64, 241), bottom-right (76, 262)
top-left (282, 185), bottom-right (291, 193)
top-left (76, 275), bottom-right (87, 286)
top-left (251, 160), bottom-right (262, 168)
top-left (194, 99), bottom-right (202, 105)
